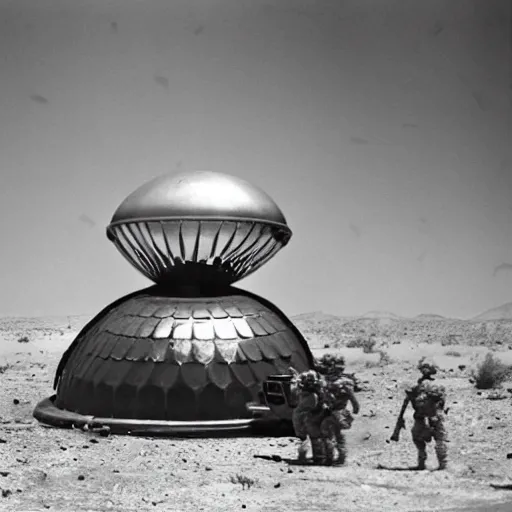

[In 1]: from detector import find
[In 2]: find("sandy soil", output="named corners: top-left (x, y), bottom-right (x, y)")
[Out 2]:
top-left (2, 323), bottom-right (512, 512)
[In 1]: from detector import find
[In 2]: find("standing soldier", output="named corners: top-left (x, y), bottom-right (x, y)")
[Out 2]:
top-left (390, 358), bottom-right (448, 470)
top-left (315, 354), bottom-right (360, 465)
top-left (289, 368), bottom-right (329, 464)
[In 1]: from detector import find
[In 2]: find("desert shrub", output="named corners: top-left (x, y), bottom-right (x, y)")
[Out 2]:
top-left (365, 350), bottom-right (391, 368)
top-left (348, 336), bottom-right (376, 353)
top-left (378, 350), bottom-right (391, 364)
top-left (346, 338), bottom-right (364, 349)
top-left (445, 350), bottom-right (461, 357)
top-left (441, 334), bottom-right (462, 346)
top-left (471, 353), bottom-right (512, 390)
top-left (0, 363), bottom-right (12, 374)
top-left (362, 337), bottom-right (377, 353)
top-left (17, 336), bottom-right (29, 343)
top-left (230, 474), bottom-right (255, 490)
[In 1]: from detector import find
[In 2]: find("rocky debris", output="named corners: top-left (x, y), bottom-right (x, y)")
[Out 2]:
top-left (253, 454), bottom-right (282, 463)
top-left (97, 427), bottom-right (111, 437)
top-left (490, 483), bottom-right (512, 490)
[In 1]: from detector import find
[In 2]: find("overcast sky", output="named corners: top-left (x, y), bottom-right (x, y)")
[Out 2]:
top-left (1, 0), bottom-right (511, 320)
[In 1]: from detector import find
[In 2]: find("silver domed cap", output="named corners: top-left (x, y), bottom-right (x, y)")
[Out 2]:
top-left (107, 171), bottom-right (292, 286)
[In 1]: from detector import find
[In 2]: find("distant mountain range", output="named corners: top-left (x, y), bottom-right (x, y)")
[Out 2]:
top-left (294, 302), bottom-right (512, 323)
top-left (292, 302), bottom-right (512, 349)
top-left (361, 310), bottom-right (401, 319)
top-left (471, 302), bottom-right (512, 321)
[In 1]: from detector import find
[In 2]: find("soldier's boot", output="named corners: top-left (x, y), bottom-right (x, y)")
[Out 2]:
top-left (323, 437), bottom-right (336, 466)
top-left (335, 432), bottom-right (347, 466)
top-left (435, 440), bottom-right (448, 470)
top-left (311, 438), bottom-right (326, 465)
top-left (414, 441), bottom-right (427, 470)
top-left (297, 437), bottom-right (308, 464)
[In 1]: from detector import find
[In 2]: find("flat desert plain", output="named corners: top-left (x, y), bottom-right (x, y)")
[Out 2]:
top-left (2, 314), bottom-right (512, 512)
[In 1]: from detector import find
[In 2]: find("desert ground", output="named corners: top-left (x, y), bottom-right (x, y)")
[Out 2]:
top-left (2, 312), bottom-right (512, 512)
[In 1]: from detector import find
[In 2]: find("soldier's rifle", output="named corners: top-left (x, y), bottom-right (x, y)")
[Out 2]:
top-left (389, 394), bottom-right (410, 442)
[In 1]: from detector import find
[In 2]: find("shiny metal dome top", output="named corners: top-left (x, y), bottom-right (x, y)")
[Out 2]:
top-left (106, 171), bottom-right (292, 286)
top-left (110, 171), bottom-right (289, 227)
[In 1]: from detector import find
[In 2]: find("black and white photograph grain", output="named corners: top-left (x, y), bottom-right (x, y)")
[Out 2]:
top-left (1, 0), bottom-right (511, 511)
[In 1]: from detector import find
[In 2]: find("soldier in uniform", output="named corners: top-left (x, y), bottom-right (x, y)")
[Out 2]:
top-left (289, 369), bottom-right (329, 464)
top-left (315, 354), bottom-right (360, 465)
top-left (404, 358), bottom-right (448, 470)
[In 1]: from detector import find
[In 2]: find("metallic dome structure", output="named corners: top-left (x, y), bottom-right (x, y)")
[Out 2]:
top-left (106, 171), bottom-right (292, 286)
top-left (34, 171), bottom-right (313, 436)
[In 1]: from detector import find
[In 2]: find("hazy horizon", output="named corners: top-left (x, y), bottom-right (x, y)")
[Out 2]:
top-left (1, 0), bottom-right (511, 322)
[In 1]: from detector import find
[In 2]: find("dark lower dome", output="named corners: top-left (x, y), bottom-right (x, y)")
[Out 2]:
top-left (52, 286), bottom-right (313, 422)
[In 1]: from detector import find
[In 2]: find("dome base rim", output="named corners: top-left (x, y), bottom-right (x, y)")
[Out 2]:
top-left (33, 396), bottom-right (289, 438)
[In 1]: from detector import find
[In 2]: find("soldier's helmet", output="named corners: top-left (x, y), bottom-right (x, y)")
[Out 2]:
top-left (417, 357), bottom-right (438, 379)
top-left (316, 354), bottom-right (346, 377)
top-left (297, 370), bottom-right (322, 392)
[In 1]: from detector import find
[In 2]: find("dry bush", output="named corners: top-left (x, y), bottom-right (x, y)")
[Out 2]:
top-left (363, 337), bottom-right (377, 353)
top-left (346, 337), bottom-right (364, 349)
top-left (471, 352), bottom-right (512, 390)
top-left (17, 335), bottom-right (29, 343)
top-left (347, 336), bottom-right (376, 353)
top-left (445, 350), bottom-right (462, 357)
top-left (378, 350), bottom-right (391, 364)
top-left (230, 474), bottom-right (255, 490)
top-left (365, 350), bottom-right (391, 368)
top-left (441, 334), bottom-right (463, 346)
top-left (0, 363), bottom-right (12, 374)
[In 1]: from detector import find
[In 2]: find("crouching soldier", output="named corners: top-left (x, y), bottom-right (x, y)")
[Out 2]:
top-left (289, 369), bottom-right (329, 464)
top-left (391, 358), bottom-right (448, 470)
top-left (315, 354), bottom-right (360, 465)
